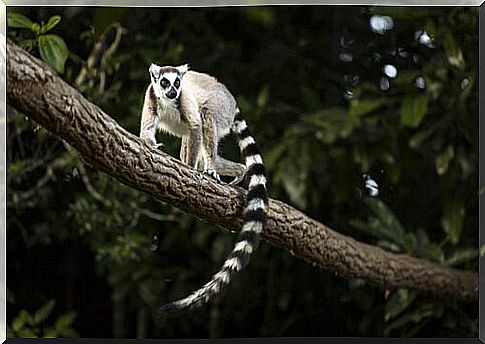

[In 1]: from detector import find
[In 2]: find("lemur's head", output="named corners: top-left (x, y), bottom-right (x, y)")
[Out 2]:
top-left (149, 63), bottom-right (189, 102)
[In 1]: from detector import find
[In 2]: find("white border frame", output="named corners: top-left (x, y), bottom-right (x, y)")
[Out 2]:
top-left (0, 1), bottom-right (482, 342)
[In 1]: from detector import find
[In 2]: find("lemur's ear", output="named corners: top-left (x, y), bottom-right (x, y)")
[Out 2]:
top-left (177, 64), bottom-right (189, 77)
top-left (149, 63), bottom-right (161, 79)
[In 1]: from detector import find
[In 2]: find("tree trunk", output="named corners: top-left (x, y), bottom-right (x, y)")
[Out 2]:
top-left (5, 38), bottom-right (478, 303)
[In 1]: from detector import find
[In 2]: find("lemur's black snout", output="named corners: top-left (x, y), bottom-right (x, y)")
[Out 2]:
top-left (166, 88), bottom-right (177, 99)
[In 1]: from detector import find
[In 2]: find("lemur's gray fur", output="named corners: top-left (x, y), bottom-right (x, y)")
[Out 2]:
top-left (139, 63), bottom-right (268, 312)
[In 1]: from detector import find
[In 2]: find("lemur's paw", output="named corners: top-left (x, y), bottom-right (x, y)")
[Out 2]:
top-left (204, 169), bottom-right (221, 182)
top-left (154, 143), bottom-right (164, 149)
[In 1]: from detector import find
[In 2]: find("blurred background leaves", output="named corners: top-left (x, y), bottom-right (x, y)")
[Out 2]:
top-left (6, 6), bottom-right (479, 338)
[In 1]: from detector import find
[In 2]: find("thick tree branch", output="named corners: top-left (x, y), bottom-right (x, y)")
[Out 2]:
top-left (5, 39), bottom-right (478, 302)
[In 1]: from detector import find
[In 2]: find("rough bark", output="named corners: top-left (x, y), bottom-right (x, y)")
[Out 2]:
top-left (5, 39), bottom-right (478, 302)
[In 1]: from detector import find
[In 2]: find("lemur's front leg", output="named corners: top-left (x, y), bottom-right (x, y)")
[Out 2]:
top-left (179, 136), bottom-right (189, 166)
top-left (140, 84), bottom-right (163, 148)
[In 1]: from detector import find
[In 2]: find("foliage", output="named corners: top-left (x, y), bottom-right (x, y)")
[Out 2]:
top-left (7, 6), bottom-right (478, 338)
top-left (8, 299), bottom-right (78, 338)
top-left (7, 11), bottom-right (69, 73)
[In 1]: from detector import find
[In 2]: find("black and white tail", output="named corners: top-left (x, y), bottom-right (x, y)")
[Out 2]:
top-left (158, 107), bottom-right (268, 313)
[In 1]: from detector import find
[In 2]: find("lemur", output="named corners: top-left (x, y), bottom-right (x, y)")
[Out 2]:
top-left (139, 63), bottom-right (268, 312)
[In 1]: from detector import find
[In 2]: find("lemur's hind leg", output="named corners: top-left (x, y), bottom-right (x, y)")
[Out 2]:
top-left (181, 136), bottom-right (245, 183)
top-left (180, 136), bottom-right (203, 172)
top-left (214, 157), bottom-right (246, 185)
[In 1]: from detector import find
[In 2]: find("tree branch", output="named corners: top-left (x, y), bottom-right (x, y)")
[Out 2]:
top-left (5, 39), bottom-right (478, 302)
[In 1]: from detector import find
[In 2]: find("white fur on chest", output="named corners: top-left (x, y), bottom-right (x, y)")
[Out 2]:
top-left (156, 99), bottom-right (189, 137)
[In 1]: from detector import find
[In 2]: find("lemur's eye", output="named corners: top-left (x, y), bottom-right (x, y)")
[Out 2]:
top-left (174, 78), bottom-right (180, 87)
top-left (160, 78), bottom-right (169, 88)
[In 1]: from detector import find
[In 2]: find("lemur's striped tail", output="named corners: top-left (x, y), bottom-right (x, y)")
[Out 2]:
top-left (158, 107), bottom-right (268, 313)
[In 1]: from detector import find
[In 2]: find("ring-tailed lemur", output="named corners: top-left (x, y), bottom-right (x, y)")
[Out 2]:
top-left (139, 63), bottom-right (268, 312)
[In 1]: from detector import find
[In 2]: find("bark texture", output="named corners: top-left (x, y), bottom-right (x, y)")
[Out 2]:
top-left (5, 39), bottom-right (478, 302)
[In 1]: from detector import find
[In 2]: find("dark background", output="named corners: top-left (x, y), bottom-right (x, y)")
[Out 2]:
top-left (6, 6), bottom-right (479, 338)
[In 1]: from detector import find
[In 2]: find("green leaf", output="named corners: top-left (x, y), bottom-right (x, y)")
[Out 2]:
top-left (58, 328), bottom-right (79, 338)
top-left (441, 195), bottom-right (464, 245)
top-left (400, 95), bottom-right (428, 128)
top-left (7, 12), bottom-right (35, 30)
top-left (385, 289), bottom-right (416, 322)
top-left (424, 18), bottom-right (438, 42)
top-left (443, 33), bottom-right (465, 70)
top-left (34, 299), bottom-right (56, 325)
top-left (9, 160), bottom-right (28, 177)
top-left (417, 242), bottom-right (444, 263)
top-left (435, 145), bottom-right (454, 175)
top-left (384, 302), bottom-right (444, 336)
top-left (365, 198), bottom-right (408, 247)
top-left (42, 328), bottom-right (58, 338)
top-left (349, 99), bottom-right (388, 118)
top-left (54, 311), bottom-right (77, 332)
top-left (17, 328), bottom-right (37, 338)
top-left (445, 248), bottom-right (478, 266)
top-left (376, 239), bottom-right (402, 253)
top-left (12, 310), bottom-right (29, 332)
top-left (392, 71), bottom-right (421, 92)
top-left (408, 122), bottom-right (438, 149)
top-left (38, 34), bottom-right (69, 74)
top-left (41, 15), bottom-right (62, 34)
top-left (32, 23), bottom-right (41, 35)
top-left (256, 84), bottom-right (270, 108)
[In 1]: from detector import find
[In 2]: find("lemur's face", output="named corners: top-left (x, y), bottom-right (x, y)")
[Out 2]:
top-left (149, 63), bottom-right (188, 102)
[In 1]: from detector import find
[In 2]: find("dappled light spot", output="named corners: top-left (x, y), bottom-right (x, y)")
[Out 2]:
top-left (344, 89), bottom-right (354, 100)
top-left (398, 48), bottom-right (410, 58)
top-left (380, 76), bottom-right (390, 91)
top-left (415, 30), bottom-right (436, 48)
top-left (150, 235), bottom-right (159, 251)
top-left (340, 36), bottom-right (355, 48)
top-left (383, 64), bottom-right (398, 79)
top-left (339, 52), bottom-right (353, 63)
top-left (372, 52), bottom-right (382, 62)
top-left (415, 76), bottom-right (426, 90)
top-left (461, 78), bottom-right (470, 90)
top-left (370, 15), bottom-right (394, 35)
top-left (363, 174), bottom-right (379, 197)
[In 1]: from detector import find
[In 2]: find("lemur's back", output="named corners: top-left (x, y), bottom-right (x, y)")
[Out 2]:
top-left (183, 71), bottom-right (237, 111)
